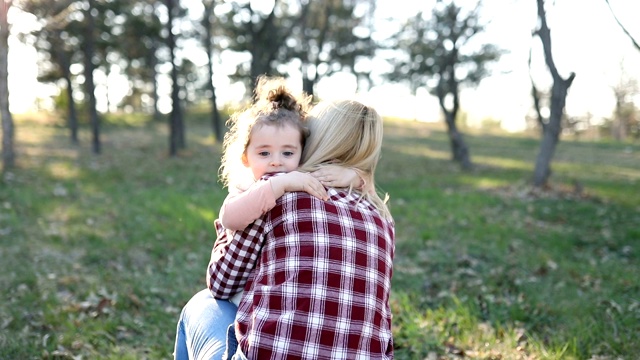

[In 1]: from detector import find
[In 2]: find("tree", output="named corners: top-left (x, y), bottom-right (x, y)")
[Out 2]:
top-left (119, 0), bottom-right (163, 118)
top-left (213, 0), bottom-right (377, 98)
top-left (0, 0), bottom-right (13, 170)
top-left (50, 28), bottom-right (79, 144)
top-left (531, 0), bottom-right (575, 187)
top-left (165, 0), bottom-right (184, 156)
top-left (286, 0), bottom-right (376, 98)
top-left (201, 0), bottom-right (223, 142)
top-left (92, 0), bottom-right (129, 113)
top-left (604, 0), bottom-right (640, 142)
top-left (21, 0), bottom-right (81, 145)
top-left (215, 0), bottom-right (311, 94)
top-left (386, 0), bottom-right (501, 170)
top-left (84, 0), bottom-right (101, 154)
top-left (610, 65), bottom-right (638, 141)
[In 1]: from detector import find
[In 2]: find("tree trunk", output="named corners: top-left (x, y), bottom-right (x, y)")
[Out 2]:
top-left (444, 111), bottom-right (472, 170)
top-left (300, 3), bottom-right (328, 99)
top-left (244, 1), bottom-right (310, 95)
top-left (612, 96), bottom-right (626, 141)
top-left (60, 53), bottom-right (78, 145)
top-left (250, 48), bottom-right (270, 95)
top-left (532, 92), bottom-right (560, 188)
top-left (104, 65), bottom-right (112, 113)
top-left (150, 48), bottom-right (161, 121)
top-left (84, 0), bottom-right (100, 154)
top-left (207, 57), bottom-right (223, 143)
top-left (302, 73), bottom-right (315, 99)
top-left (436, 72), bottom-right (472, 170)
top-left (531, 0), bottom-right (576, 187)
top-left (52, 29), bottom-right (78, 145)
top-left (63, 68), bottom-right (78, 145)
top-left (166, 0), bottom-right (183, 155)
top-left (0, 0), bottom-right (14, 170)
top-left (204, 1), bottom-right (223, 143)
top-left (532, 77), bottom-right (574, 186)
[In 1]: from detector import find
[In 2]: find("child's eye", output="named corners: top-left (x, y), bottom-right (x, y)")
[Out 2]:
top-left (283, 151), bottom-right (294, 157)
top-left (258, 151), bottom-right (270, 157)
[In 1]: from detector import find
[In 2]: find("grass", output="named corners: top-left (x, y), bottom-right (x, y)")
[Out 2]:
top-left (1, 113), bottom-right (638, 359)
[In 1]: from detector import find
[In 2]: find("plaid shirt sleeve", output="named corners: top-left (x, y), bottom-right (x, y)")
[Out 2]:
top-left (207, 174), bottom-right (286, 299)
top-left (206, 217), bottom-right (275, 299)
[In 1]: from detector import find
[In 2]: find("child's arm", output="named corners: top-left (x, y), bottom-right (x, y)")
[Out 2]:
top-left (219, 181), bottom-right (276, 231)
top-left (311, 165), bottom-right (368, 190)
top-left (269, 171), bottom-right (328, 200)
top-left (220, 172), bottom-right (328, 231)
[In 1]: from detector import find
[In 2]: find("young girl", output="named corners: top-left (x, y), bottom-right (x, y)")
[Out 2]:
top-left (214, 76), bottom-right (365, 305)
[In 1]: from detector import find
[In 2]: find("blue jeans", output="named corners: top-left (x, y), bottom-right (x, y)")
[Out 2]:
top-left (173, 289), bottom-right (238, 360)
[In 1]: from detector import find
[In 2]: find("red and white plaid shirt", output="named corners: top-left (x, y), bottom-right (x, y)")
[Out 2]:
top-left (207, 179), bottom-right (395, 360)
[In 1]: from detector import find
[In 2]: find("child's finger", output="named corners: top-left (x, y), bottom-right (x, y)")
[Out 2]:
top-left (312, 179), bottom-right (329, 200)
top-left (303, 177), bottom-right (328, 200)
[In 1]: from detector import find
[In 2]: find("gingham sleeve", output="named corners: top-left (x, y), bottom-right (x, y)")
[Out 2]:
top-left (207, 218), bottom-right (269, 299)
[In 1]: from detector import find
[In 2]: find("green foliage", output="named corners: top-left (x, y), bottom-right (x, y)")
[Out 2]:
top-left (480, 117), bottom-right (502, 132)
top-left (53, 90), bottom-right (71, 116)
top-left (385, 2), bottom-right (503, 95)
top-left (1, 116), bottom-right (639, 359)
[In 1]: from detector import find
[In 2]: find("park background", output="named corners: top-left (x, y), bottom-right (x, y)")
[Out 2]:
top-left (1, 0), bottom-right (639, 359)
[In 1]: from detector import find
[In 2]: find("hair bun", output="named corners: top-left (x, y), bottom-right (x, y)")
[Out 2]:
top-left (253, 75), bottom-right (311, 118)
top-left (266, 86), bottom-right (298, 112)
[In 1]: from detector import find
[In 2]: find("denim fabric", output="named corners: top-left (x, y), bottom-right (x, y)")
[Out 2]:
top-left (173, 289), bottom-right (237, 360)
top-left (222, 324), bottom-right (239, 360)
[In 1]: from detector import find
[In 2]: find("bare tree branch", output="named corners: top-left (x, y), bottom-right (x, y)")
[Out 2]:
top-left (604, 0), bottom-right (640, 52)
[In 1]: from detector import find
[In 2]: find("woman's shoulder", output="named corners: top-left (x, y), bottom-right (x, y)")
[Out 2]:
top-left (277, 188), bottom-right (373, 212)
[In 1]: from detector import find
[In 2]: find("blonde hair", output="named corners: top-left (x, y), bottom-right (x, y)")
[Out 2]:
top-left (299, 100), bottom-right (392, 220)
top-left (220, 76), bottom-right (312, 189)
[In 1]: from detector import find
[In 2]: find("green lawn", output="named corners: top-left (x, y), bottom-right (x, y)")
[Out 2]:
top-left (1, 114), bottom-right (638, 359)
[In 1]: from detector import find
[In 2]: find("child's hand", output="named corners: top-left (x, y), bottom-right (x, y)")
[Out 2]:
top-left (311, 165), bottom-right (364, 189)
top-left (270, 171), bottom-right (329, 200)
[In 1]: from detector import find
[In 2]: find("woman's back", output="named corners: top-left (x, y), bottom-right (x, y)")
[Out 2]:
top-left (235, 188), bottom-right (395, 359)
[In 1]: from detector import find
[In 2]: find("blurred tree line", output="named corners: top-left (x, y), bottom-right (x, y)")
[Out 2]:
top-left (0, 0), bottom-right (638, 187)
top-left (14, 0), bottom-right (380, 156)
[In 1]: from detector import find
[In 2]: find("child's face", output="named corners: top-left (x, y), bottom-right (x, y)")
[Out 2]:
top-left (243, 124), bottom-right (303, 180)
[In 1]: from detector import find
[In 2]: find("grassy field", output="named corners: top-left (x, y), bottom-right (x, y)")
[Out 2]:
top-left (0, 113), bottom-right (638, 359)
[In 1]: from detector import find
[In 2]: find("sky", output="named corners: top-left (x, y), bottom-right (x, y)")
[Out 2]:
top-left (6, 0), bottom-right (640, 132)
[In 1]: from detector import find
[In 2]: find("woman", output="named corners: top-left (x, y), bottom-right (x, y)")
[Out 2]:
top-left (174, 99), bottom-right (395, 360)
